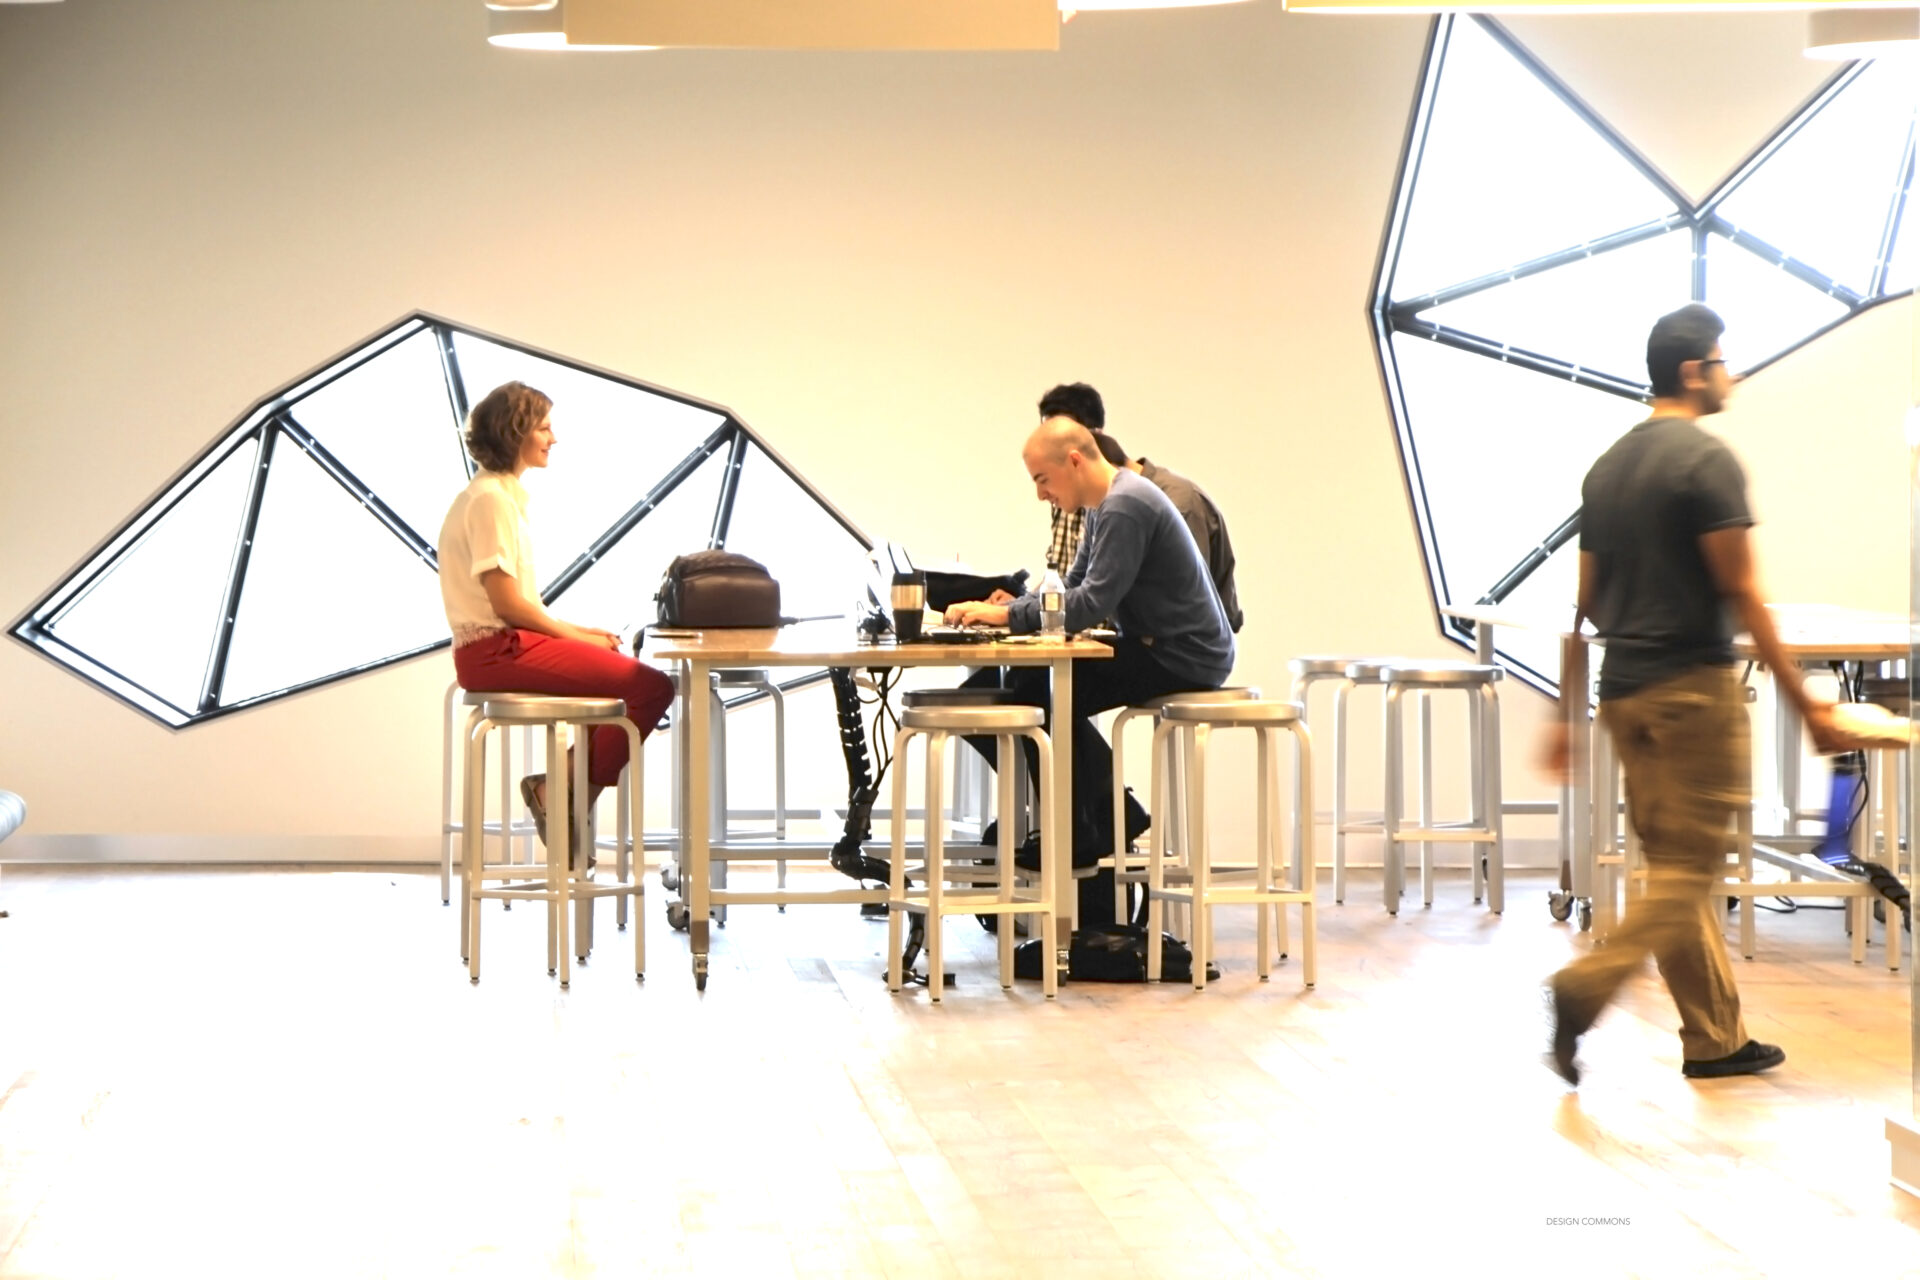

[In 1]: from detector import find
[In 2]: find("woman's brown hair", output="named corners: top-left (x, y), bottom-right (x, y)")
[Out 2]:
top-left (464, 381), bottom-right (553, 473)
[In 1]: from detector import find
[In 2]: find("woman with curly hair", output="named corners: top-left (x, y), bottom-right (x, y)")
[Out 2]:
top-left (437, 381), bottom-right (675, 858)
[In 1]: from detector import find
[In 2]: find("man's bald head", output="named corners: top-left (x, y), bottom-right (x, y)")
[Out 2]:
top-left (1025, 416), bottom-right (1101, 468)
top-left (1022, 415), bottom-right (1116, 514)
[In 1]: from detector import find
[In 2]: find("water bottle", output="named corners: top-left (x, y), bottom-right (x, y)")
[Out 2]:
top-left (1039, 568), bottom-right (1066, 638)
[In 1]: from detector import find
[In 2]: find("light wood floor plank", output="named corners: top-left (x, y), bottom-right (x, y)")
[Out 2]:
top-left (1, 864), bottom-right (1916, 1278)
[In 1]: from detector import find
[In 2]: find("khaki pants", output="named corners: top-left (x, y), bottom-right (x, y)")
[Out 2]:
top-left (1556, 665), bottom-right (1750, 1060)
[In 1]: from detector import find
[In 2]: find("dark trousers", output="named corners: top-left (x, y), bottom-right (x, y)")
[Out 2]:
top-left (960, 638), bottom-right (1211, 927)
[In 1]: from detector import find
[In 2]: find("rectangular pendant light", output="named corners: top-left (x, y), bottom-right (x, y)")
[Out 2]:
top-left (564, 0), bottom-right (1060, 50)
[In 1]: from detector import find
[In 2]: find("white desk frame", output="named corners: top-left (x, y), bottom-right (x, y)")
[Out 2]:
top-left (1442, 604), bottom-right (1908, 937)
top-left (645, 624), bottom-right (1111, 990)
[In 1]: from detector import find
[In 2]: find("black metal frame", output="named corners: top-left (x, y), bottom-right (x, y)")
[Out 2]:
top-left (9, 311), bottom-right (873, 729)
top-left (1371, 15), bottom-right (1914, 694)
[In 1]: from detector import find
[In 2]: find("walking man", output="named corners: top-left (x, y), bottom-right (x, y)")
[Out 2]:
top-left (1543, 304), bottom-right (1852, 1085)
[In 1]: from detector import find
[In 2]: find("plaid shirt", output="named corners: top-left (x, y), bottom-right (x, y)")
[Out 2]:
top-left (1046, 506), bottom-right (1085, 574)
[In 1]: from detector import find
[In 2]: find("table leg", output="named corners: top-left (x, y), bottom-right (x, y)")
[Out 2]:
top-left (1053, 652), bottom-right (1074, 980)
top-left (1566, 638), bottom-right (1592, 913)
top-left (1776, 668), bottom-right (1807, 834)
top-left (685, 659), bottom-right (713, 990)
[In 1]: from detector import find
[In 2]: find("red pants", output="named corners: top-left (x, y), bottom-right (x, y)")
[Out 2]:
top-left (453, 630), bottom-right (675, 790)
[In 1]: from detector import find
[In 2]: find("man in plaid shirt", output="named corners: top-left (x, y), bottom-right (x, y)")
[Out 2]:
top-left (1039, 384), bottom-right (1099, 570)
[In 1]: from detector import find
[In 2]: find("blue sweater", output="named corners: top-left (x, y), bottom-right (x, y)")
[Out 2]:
top-left (1008, 469), bottom-right (1235, 686)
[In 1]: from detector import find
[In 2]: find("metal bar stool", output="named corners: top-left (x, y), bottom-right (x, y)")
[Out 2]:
top-left (1378, 664), bottom-right (1504, 914)
top-left (462, 695), bottom-right (645, 987)
top-left (660, 668), bottom-right (792, 924)
top-left (886, 702), bottom-right (1058, 1001)
top-left (442, 680), bottom-right (541, 905)
top-left (907, 686), bottom-right (1032, 846)
top-left (1144, 699), bottom-right (1317, 990)
top-left (710, 668), bottom-right (790, 904)
top-left (1328, 657), bottom-right (1420, 904)
top-left (1108, 686), bottom-right (1263, 925)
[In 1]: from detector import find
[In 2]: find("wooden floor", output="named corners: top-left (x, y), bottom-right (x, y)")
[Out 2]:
top-left (1, 862), bottom-right (1916, 1279)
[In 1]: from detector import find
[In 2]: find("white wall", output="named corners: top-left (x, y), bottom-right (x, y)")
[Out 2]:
top-left (0, 1), bottom-right (1906, 861)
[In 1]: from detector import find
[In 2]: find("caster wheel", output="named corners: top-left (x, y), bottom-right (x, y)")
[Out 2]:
top-left (693, 957), bottom-right (710, 992)
top-left (665, 902), bottom-right (691, 932)
top-left (1576, 899), bottom-right (1593, 932)
top-left (1548, 891), bottom-right (1573, 922)
top-left (661, 865), bottom-right (681, 892)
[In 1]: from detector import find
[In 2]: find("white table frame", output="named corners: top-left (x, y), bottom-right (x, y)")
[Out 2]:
top-left (1441, 603), bottom-right (1909, 938)
top-left (645, 624), bottom-right (1111, 990)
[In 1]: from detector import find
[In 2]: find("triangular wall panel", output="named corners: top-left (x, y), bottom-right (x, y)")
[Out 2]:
top-left (1390, 17), bottom-right (1681, 303)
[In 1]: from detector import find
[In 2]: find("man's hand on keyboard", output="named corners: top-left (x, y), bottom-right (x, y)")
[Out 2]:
top-left (944, 601), bottom-right (1010, 627)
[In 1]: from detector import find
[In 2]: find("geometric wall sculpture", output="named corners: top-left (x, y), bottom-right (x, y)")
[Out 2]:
top-left (9, 314), bottom-right (871, 727)
top-left (1374, 16), bottom-right (1915, 692)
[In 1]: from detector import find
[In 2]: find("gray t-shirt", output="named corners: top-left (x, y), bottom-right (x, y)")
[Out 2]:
top-left (1580, 415), bottom-right (1753, 700)
top-left (1008, 469), bottom-right (1235, 687)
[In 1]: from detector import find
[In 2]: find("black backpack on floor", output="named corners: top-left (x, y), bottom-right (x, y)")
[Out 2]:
top-left (1012, 926), bottom-right (1218, 984)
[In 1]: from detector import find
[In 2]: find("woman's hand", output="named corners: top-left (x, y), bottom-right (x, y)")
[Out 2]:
top-left (566, 624), bottom-right (623, 652)
top-left (481, 570), bottom-right (622, 650)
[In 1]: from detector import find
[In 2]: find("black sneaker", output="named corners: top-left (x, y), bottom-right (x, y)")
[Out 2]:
top-left (1681, 1040), bottom-right (1785, 1079)
top-left (1543, 980), bottom-right (1588, 1087)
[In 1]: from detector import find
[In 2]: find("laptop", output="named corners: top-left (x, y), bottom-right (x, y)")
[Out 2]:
top-left (866, 542), bottom-right (1011, 642)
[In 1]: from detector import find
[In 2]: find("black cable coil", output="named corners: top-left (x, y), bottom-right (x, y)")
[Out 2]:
top-left (826, 666), bottom-right (925, 974)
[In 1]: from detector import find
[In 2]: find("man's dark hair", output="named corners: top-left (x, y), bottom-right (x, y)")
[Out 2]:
top-left (1646, 303), bottom-right (1726, 398)
top-left (1038, 382), bottom-right (1105, 431)
top-left (1092, 432), bottom-right (1130, 468)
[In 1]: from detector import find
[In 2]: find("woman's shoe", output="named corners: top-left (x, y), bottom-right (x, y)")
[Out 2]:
top-left (519, 774), bottom-right (549, 846)
top-left (520, 773), bottom-right (592, 871)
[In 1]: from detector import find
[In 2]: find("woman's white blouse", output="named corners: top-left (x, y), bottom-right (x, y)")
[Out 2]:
top-left (438, 471), bottom-right (536, 646)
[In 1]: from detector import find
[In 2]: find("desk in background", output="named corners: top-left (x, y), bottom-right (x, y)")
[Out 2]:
top-left (1737, 605), bottom-right (1907, 837)
top-left (1441, 602), bottom-right (1910, 936)
top-left (644, 622), bottom-right (1112, 990)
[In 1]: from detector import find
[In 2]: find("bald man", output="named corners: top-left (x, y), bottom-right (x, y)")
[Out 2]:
top-left (946, 418), bottom-right (1235, 924)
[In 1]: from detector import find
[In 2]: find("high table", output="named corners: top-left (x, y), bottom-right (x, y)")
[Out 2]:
top-left (644, 622), bottom-right (1112, 990)
top-left (1440, 602), bottom-right (1910, 935)
top-left (1737, 606), bottom-right (1907, 837)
